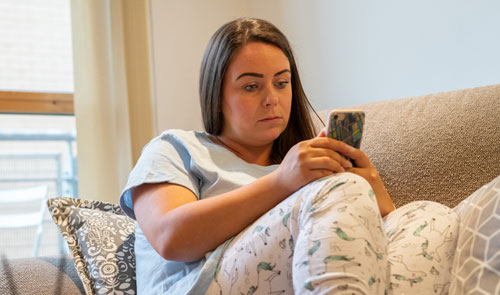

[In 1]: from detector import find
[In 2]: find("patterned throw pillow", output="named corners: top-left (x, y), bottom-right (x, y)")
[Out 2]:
top-left (47, 197), bottom-right (136, 295)
top-left (450, 175), bottom-right (500, 294)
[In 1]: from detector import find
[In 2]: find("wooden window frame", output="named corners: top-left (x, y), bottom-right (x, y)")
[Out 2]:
top-left (0, 91), bottom-right (74, 115)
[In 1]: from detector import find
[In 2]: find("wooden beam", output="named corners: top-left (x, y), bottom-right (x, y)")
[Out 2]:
top-left (0, 91), bottom-right (74, 115)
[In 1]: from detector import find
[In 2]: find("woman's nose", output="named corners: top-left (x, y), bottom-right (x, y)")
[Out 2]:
top-left (263, 87), bottom-right (279, 106)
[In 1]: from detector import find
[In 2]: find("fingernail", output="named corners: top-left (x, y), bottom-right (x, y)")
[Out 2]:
top-left (345, 161), bottom-right (353, 168)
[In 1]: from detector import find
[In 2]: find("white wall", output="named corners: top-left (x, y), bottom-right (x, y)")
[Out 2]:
top-left (276, 0), bottom-right (500, 111)
top-left (149, 0), bottom-right (247, 132)
top-left (150, 0), bottom-right (500, 132)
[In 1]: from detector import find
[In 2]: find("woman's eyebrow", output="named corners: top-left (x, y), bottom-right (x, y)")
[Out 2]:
top-left (236, 69), bottom-right (290, 80)
top-left (236, 72), bottom-right (264, 80)
top-left (274, 69), bottom-right (290, 76)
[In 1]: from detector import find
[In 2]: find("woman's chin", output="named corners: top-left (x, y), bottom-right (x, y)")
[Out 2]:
top-left (256, 129), bottom-right (284, 143)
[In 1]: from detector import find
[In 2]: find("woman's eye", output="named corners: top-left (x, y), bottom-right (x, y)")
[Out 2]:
top-left (244, 84), bottom-right (258, 92)
top-left (276, 81), bottom-right (289, 89)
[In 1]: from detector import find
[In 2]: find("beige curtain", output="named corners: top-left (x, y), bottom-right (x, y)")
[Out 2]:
top-left (70, 0), bottom-right (154, 203)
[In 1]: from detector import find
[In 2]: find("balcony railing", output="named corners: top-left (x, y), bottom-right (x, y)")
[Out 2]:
top-left (0, 129), bottom-right (77, 197)
top-left (0, 129), bottom-right (77, 257)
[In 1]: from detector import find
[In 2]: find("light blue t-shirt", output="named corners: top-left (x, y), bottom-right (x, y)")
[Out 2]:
top-left (119, 129), bottom-right (278, 294)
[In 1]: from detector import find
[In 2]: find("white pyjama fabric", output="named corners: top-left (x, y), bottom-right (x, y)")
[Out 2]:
top-left (206, 172), bottom-right (459, 294)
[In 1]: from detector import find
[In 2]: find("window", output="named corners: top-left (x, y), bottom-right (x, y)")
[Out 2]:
top-left (0, 0), bottom-right (76, 258)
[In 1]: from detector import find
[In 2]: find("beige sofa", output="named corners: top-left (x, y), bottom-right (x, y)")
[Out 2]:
top-left (318, 83), bottom-right (500, 209)
top-left (1, 84), bottom-right (499, 294)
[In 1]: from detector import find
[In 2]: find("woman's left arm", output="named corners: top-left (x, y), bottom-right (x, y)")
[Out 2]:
top-left (341, 145), bottom-right (395, 217)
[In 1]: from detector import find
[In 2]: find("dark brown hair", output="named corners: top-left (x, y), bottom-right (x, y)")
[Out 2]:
top-left (199, 18), bottom-right (319, 164)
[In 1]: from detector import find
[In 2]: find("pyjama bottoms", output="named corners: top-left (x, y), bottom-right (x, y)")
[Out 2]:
top-left (205, 172), bottom-right (459, 294)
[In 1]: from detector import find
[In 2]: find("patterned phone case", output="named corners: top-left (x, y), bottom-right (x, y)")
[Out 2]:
top-left (327, 110), bottom-right (365, 149)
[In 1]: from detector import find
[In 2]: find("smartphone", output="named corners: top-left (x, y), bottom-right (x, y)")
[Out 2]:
top-left (326, 109), bottom-right (365, 166)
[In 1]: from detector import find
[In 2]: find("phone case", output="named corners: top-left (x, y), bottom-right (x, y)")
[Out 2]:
top-left (327, 110), bottom-right (365, 149)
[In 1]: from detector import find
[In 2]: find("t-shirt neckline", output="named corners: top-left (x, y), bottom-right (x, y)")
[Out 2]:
top-left (197, 131), bottom-right (279, 170)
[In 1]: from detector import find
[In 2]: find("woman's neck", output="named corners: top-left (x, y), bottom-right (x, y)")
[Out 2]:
top-left (211, 135), bottom-right (273, 166)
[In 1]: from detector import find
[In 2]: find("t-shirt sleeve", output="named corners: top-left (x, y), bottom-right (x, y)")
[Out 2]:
top-left (119, 134), bottom-right (200, 220)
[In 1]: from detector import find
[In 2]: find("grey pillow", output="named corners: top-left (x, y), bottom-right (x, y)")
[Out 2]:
top-left (48, 197), bottom-right (136, 295)
top-left (449, 175), bottom-right (500, 294)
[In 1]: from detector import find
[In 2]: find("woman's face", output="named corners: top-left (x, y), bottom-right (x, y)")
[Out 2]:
top-left (220, 42), bottom-right (292, 147)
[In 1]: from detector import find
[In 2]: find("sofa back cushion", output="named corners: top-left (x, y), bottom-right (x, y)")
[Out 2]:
top-left (317, 84), bottom-right (500, 208)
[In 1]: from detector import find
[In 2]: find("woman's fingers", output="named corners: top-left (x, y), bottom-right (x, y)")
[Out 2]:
top-left (339, 144), bottom-right (372, 168)
top-left (307, 156), bottom-right (346, 174)
top-left (308, 137), bottom-right (359, 168)
top-left (282, 137), bottom-right (374, 189)
top-left (309, 136), bottom-right (373, 169)
top-left (307, 147), bottom-right (353, 169)
top-left (309, 137), bottom-right (351, 157)
top-left (309, 136), bottom-right (345, 149)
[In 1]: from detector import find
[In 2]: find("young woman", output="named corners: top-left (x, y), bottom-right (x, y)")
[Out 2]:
top-left (120, 18), bottom-right (467, 294)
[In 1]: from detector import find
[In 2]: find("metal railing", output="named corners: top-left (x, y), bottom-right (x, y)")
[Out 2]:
top-left (0, 129), bottom-right (77, 257)
top-left (0, 129), bottom-right (78, 198)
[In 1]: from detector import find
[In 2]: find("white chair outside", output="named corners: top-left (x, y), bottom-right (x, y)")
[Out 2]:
top-left (0, 185), bottom-right (49, 257)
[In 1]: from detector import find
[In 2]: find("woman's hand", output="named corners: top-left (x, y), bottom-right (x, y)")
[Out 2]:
top-left (274, 127), bottom-right (395, 216)
top-left (339, 142), bottom-right (396, 217)
top-left (270, 128), bottom-right (354, 196)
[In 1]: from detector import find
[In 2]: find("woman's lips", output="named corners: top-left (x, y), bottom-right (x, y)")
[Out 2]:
top-left (259, 116), bottom-right (281, 122)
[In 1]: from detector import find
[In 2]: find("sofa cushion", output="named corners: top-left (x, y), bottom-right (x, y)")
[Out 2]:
top-left (0, 255), bottom-right (85, 295)
top-left (47, 197), bottom-right (136, 295)
top-left (317, 84), bottom-right (500, 208)
top-left (450, 175), bottom-right (500, 294)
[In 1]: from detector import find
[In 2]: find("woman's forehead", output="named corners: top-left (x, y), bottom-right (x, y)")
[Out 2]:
top-left (227, 42), bottom-right (290, 75)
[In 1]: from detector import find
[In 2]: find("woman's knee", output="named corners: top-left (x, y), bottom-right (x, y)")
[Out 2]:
top-left (384, 200), bottom-right (459, 245)
top-left (313, 172), bottom-right (373, 199)
top-left (307, 172), bottom-right (372, 193)
top-left (296, 172), bottom-right (376, 214)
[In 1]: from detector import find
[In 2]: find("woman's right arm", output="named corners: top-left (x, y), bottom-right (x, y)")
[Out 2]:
top-left (132, 137), bottom-right (353, 262)
top-left (132, 175), bottom-right (290, 263)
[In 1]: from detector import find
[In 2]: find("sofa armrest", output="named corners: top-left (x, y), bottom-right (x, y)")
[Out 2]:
top-left (0, 255), bottom-right (84, 295)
